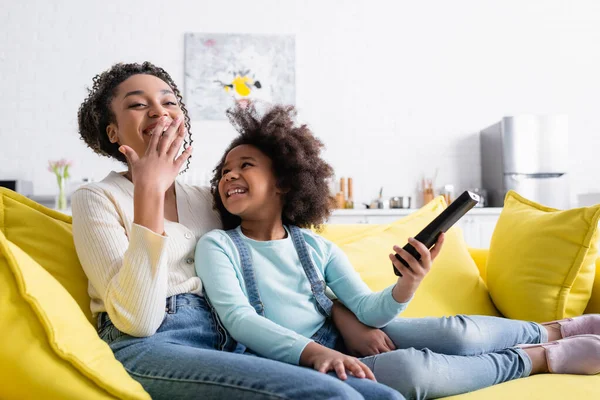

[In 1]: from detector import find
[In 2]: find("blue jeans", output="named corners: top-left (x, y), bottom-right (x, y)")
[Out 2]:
top-left (98, 294), bottom-right (403, 400)
top-left (357, 315), bottom-right (548, 400)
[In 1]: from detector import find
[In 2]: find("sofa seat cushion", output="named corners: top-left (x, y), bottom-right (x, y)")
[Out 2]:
top-left (445, 374), bottom-right (600, 399)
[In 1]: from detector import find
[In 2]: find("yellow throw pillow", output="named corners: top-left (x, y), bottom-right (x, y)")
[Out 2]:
top-left (317, 223), bottom-right (390, 246)
top-left (486, 191), bottom-right (600, 322)
top-left (0, 188), bottom-right (91, 323)
top-left (0, 233), bottom-right (150, 399)
top-left (322, 197), bottom-right (500, 317)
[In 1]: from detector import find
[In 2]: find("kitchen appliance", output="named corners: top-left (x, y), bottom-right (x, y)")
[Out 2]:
top-left (468, 188), bottom-right (488, 207)
top-left (389, 196), bottom-right (411, 209)
top-left (0, 180), bottom-right (33, 196)
top-left (480, 115), bottom-right (569, 209)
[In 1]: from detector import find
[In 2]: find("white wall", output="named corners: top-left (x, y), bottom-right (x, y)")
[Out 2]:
top-left (1, 0), bottom-right (600, 206)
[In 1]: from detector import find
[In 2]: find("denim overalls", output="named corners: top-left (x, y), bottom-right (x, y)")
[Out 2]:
top-left (210, 225), bottom-right (343, 353)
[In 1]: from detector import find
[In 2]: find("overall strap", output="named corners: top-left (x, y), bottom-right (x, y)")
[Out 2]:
top-left (288, 225), bottom-right (333, 317)
top-left (224, 228), bottom-right (265, 316)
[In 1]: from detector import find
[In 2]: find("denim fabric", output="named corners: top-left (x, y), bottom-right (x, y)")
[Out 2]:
top-left (224, 227), bottom-right (267, 316)
top-left (225, 226), bottom-right (340, 348)
top-left (98, 293), bottom-right (403, 400)
top-left (288, 225), bottom-right (334, 317)
top-left (355, 314), bottom-right (546, 400)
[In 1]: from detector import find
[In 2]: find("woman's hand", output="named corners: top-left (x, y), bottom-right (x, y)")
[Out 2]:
top-left (119, 115), bottom-right (192, 193)
top-left (118, 115), bottom-right (192, 234)
top-left (300, 342), bottom-right (376, 381)
top-left (389, 233), bottom-right (445, 303)
top-left (331, 301), bottom-right (396, 357)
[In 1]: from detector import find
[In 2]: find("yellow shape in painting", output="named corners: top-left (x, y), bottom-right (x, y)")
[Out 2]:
top-left (232, 75), bottom-right (253, 97)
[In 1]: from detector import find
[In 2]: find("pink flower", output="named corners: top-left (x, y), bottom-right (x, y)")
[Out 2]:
top-left (47, 159), bottom-right (73, 179)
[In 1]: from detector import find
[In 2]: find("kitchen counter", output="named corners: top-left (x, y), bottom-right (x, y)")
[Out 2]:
top-left (331, 208), bottom-right (503, 217)
top-left (328, 208), bottom-right (503, 247)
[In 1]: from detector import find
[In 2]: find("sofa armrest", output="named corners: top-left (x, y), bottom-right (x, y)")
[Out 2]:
top-left (468, 248), bottom-right (489, 283)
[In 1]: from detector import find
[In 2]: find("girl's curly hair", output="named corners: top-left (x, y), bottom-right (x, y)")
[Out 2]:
top-left (77, 61), bottom-right (192, 172)
top-left (211, 103), bottom-right (335, 231)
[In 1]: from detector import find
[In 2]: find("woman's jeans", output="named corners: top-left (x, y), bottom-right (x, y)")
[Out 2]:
top-left (357, 314), bottom-right (547, 400)
top-left (98, 294), bottom-right (403, 400)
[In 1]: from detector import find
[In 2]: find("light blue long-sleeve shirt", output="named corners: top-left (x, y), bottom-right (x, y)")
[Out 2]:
top-left (195, 226), bottom-right (409, 365)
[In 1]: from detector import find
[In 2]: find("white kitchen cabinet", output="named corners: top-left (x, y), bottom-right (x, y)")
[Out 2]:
top-left (327, 208), bottom-right (502, 248)
top-left (456, 214), bottom-right (500, 248)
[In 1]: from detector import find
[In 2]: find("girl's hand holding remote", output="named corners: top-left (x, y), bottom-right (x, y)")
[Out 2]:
top-left (389, 233), bottom-right (445, 303)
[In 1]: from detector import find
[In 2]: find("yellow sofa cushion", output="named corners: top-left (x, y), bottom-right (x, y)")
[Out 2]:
top-left (318, 223), bottom-right (390, 245)
top-left (0, 232), bottom-right (149, 399)
top-left (446, 374), bottom-right (600, 400)
top-left (584, 258), bottom-right (600, 314)
top-left (486, 190), bottom-right (600, 322)
top-left (0, 188), bottom-right (91, 323)
top-left (322, 197), bottom-right (500, 317)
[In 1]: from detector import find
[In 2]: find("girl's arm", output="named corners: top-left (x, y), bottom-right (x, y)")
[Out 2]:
top-left (324, 234), bottom-right (444, 328)
top-left (331, 301), bottom-right (396, 357)
top-left (324, 243), bottom-right (409, 327)
top-left (195, 233), bottom-right (313, 365)
top-left (195, 233), bottom-right (374, 380)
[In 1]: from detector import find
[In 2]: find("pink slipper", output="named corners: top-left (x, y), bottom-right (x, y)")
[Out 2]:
top-left (520, 334), bottom-right (600, 375)
top-left (542, 314), bottom-right (600, 337)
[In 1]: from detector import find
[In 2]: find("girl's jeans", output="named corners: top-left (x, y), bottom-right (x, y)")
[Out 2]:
top-left (357, 314), bottom-right (547, 400)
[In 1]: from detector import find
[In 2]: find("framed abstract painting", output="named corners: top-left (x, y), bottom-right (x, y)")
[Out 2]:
top-left (184, 33), bottom-right (296, 120)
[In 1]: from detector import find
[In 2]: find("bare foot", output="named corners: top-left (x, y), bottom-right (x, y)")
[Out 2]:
top-left (544, 323), bottom-right (563, 342)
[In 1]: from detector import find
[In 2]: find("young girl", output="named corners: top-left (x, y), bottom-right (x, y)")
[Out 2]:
top-left (195, 103), bottom-right (600, 399)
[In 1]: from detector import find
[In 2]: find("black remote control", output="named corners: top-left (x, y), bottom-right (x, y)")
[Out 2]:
top-left (393, 190), bottom-right (480, 276)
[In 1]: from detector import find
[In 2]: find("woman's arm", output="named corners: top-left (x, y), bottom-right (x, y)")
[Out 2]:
top-left (72, 117), bottom-right (192, 337)
top-left (72, 188), bottom-right (170, 337)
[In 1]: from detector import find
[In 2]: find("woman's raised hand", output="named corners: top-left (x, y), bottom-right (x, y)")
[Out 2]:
top-left (119, 115), bottom-right (192, 194)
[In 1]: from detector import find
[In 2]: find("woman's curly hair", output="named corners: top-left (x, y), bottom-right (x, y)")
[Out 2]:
top-left (211, 103), bottom-right (335, 231)
top-left (77, 61), bottom-right (192, 172)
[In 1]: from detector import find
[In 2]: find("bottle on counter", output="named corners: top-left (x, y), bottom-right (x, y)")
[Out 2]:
top-left (345, 178), bottom-right (354, 209)
top-left (336, 177), bottom-right (346, 209)
top-left (442, 184), bottom-right (455, 204)
top-left (335, 192), bottom-right (345, 209)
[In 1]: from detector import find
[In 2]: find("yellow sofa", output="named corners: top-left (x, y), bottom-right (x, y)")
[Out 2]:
top-left (1, 187), bottom-right (599, 399)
